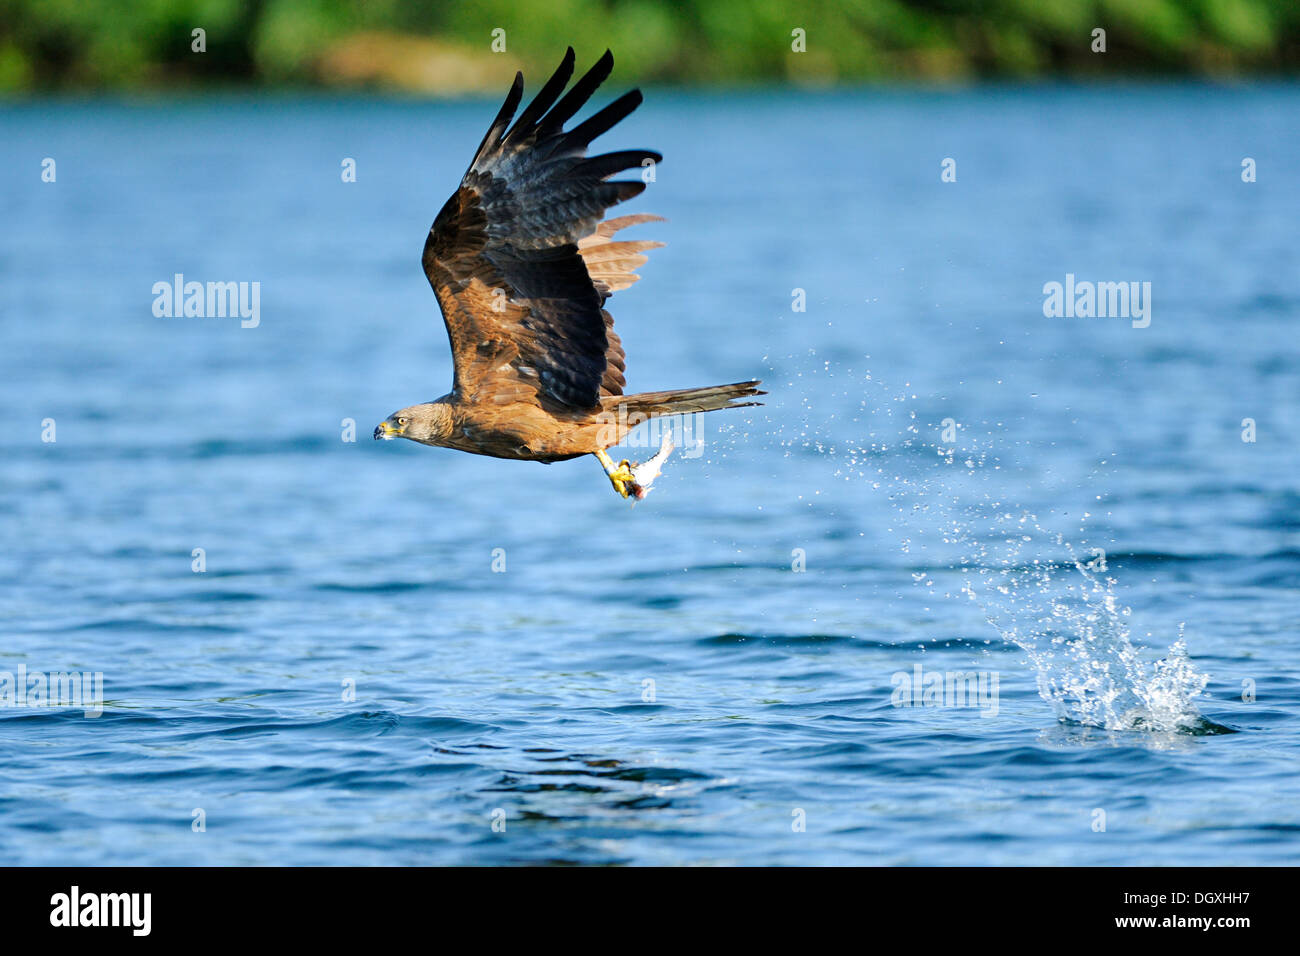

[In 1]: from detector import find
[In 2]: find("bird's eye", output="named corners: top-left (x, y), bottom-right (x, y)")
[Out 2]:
top-left (398, 417), bottom-right (409, 426)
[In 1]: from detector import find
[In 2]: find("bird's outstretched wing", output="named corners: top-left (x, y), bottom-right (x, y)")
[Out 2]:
top-left (422, 48), bottom-right (662, 410)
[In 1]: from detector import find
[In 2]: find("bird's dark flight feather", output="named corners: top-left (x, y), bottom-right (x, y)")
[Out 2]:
top-left (423, 48), bottom-right (662, 410)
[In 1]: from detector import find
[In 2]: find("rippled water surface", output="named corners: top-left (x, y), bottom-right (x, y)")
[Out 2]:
top-left (2, 85), bottom-right (1298, 865)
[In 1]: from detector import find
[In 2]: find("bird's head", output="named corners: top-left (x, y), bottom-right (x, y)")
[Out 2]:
top-left (374, 401), bottom-right (454, 446)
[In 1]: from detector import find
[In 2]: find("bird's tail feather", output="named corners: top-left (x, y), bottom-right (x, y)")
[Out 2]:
top-left (612, 380), bottom-right (765, 419)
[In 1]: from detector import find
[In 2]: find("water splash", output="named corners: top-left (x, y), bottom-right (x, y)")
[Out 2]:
top-left (828, 371), bottom-right (1224, 735)
top-left (968, 534), bottom-right (1218, 734)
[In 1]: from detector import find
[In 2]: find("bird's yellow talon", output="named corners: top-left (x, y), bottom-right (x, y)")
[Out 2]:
top-left (608, 462), bottom-right (637, 498)
top-left (596, 449), bottom-right (643, 500)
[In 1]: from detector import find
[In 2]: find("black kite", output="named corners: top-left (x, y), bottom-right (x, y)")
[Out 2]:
top-left (374, 48), bottom-right (762, 499)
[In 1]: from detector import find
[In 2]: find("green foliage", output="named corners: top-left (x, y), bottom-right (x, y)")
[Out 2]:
top-left (0, 0), bottom-right (1296, 91)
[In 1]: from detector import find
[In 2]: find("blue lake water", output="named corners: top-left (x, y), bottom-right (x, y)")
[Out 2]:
top-left (1, 84), bottom-right (1298, 865)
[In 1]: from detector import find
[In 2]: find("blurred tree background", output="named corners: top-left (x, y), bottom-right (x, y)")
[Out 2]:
top-left (1, 0), bottom-right (1296, 92)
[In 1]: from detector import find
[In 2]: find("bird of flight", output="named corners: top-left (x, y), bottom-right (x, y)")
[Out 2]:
top-left (374, 48), bottom-right (762, 500)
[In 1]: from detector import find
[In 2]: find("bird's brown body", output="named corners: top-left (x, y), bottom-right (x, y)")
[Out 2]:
top-left (409, 381), bottom-right (764, 463)
top-left (375, 48), bottom-right (762, 497)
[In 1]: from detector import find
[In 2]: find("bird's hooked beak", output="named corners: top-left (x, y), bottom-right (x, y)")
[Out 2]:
top-left (374, 420), bottom-right (399, 440)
